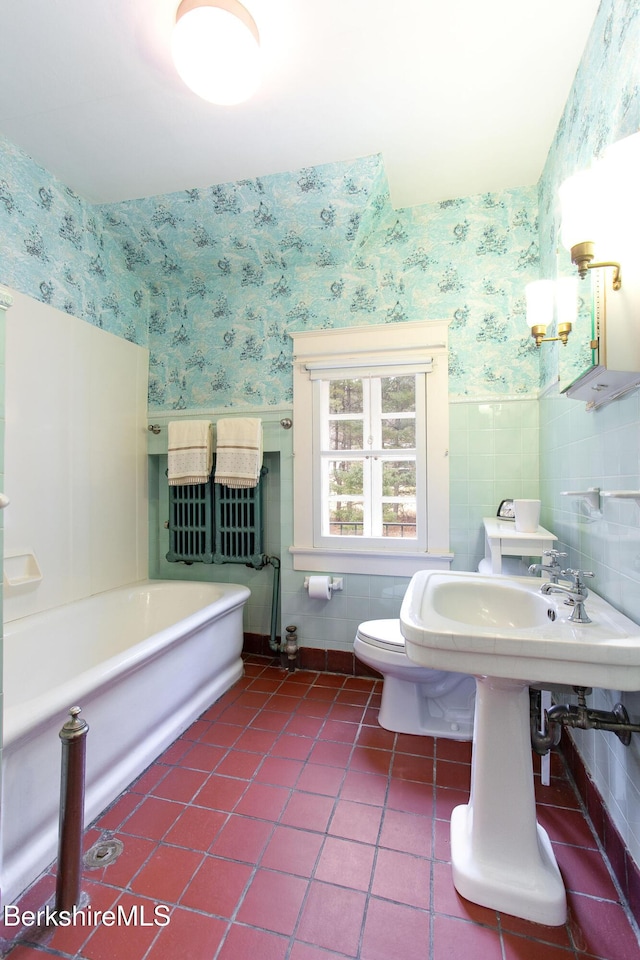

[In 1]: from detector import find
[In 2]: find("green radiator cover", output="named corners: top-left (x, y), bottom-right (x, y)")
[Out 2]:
top-left (166, 465), bottom-right (266, 568)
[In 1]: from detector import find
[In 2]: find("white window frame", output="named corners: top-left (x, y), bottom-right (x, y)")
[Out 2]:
top-left (290, 320), bottom-right (452, 576)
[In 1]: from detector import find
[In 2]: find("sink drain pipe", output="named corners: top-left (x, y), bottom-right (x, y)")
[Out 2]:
top-left (55, 706), bottom-right (89, 913)
top-left (530, 687), bottom-right (640, 755)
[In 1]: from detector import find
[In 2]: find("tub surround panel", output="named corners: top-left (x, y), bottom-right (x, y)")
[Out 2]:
top-left (4, 289), bottom-right (149, 622)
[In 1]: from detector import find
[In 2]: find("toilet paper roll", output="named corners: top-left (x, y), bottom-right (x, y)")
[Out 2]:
top-left (307, 575), bottom-right (332, 600)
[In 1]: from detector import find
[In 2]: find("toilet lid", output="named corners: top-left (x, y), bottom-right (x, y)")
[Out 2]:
top-left (356, 619), bottom-right (405, 652)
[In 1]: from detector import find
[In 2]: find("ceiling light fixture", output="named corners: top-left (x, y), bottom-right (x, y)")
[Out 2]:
top-left (171, 0), bottom-right (261, 106)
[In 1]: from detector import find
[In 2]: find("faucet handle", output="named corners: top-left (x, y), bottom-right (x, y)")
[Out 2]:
top-left (562, 569), bottom-right (594, 591)
top-left (544, 549), bottom-right (567, 561)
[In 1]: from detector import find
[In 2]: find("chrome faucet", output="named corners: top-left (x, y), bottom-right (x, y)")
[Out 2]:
top-left (540, 568), bottom-right (594, 623)
top-left (528, 549), bottom-right (568, 584)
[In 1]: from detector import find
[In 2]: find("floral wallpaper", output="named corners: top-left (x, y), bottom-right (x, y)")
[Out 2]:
top-left (538, 0), bottom-right (640, 390)
top-left (0, 137), bottom-right (148, 344)
top-left (0, 140), bottom-right (540, 407)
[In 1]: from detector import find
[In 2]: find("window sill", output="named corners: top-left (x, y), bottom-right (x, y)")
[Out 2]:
top-left (289, 545), bottom-right (454, 577)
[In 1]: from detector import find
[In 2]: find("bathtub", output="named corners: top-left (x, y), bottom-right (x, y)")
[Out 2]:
top-left (1, 579), bottom-right (250, 905)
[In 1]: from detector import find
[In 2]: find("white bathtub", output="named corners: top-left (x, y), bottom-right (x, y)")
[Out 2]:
top-left (1, 579), bottom-right (250, 905)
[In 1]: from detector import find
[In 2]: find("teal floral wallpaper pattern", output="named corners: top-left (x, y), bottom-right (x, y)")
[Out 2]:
top-left (538, 0), bottom-right (640, 390)
top-left (0, 137), bottom-right (148, 344)
top-left (0, 141), bottom-right (540, 408)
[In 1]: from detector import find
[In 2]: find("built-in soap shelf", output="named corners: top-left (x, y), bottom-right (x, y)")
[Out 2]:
top-left (4, 552), bottom-right (42, 587)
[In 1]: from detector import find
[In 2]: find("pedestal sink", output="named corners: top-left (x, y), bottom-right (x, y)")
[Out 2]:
top-left (400, 570), bottom-right (640, 926)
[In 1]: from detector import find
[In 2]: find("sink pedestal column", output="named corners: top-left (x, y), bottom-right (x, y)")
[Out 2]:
top-left (450, 675), bottom-right (566, 926)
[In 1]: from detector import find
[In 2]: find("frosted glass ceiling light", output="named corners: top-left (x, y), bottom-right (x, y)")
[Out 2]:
top-left (172, 0), bottom-right (261, 106)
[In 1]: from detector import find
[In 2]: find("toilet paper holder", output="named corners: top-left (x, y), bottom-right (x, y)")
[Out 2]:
top-left (304, 576), bottom-right (344, 593)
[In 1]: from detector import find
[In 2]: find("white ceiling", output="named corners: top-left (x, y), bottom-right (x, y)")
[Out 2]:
top-left (0, 0), bottom-right (599, 208)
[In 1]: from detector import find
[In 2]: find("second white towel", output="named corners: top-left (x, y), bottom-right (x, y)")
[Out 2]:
top-left (214, 418), bottom-right (263, 488)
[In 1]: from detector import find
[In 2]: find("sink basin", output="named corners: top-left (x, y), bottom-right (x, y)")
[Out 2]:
top-left (427, 575), bottom-right (553, 629)
top-left (401, 570), bottom-right (640, 690)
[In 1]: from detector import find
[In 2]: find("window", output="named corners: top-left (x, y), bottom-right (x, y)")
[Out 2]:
top-left (291, 320), bottom-right (451, 576)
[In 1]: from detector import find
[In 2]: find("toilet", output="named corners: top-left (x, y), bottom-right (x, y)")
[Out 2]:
top-left (354, 618), bottom-right (476, 740)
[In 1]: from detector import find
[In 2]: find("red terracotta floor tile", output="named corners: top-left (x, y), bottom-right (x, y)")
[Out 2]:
top-left (360, 897), bottom-right (431, 960)
top-left (129, 843), bottom-right (203, 903)
top-left (217, 924), bottom-right (289, 960)
top-left (379, 808), bottom-right (432, 858)
top-left (567, 892), bottom-right (640, 960)
top-left (297, 881), bottom-right (366, 956)
top-left (179, 740), bottom-right (227, 772)
top-left (315, 836), bottom-right (375, 891)
top-left (209, 814), bottom-right (273, 862)
top-left (432, 914), bottom-right (503, 960)
top-left (340, 769), bottom-right (388, 806)
top-left (285, 714), bottom-right (326, 738)
top-left (233, 780), bottom-right (290, 821)
top-left (150, 766), bottom-right (209, 804)
top-left (308, 740), bottom-right (353, 768)
top-left (271, 733), bottom-right (315, 761)
top-left (164, 804), bottom-right (227, 852)
top-left (318, 719), bottom-right (360, 743)
top-left (233, 726), bottom-right (281, 753)
top-left (281, 791), bottom-right (335, 832)
top-left (145, 906), bottom-right (227, 960)
top-left (198, 721), bottom-right (243, 748)
top-left (195, 773), bottom-right (248, 812)
top-left (260, 825), bottom-right (324, 877)
top-left (289, 943), bottom-right (349, 960)
top-left (249, 708), bottom-right (292, 732)
top-left (295, 763), bottom-right (344, 797)
top-left (371, 847), bottom-right (430, 909)
top-left (255, 755), bottom-right (305, 787)
top-left (236, 869), bottom-right (308, 935)
top-left (502, 932), bottom-right (576, 960)
top-left (357, 725), bottom-right (396, 751)
top-left (180, 856), bottom-right (252, 917)
top-left (215, 748), bottom-right (263, 780)
top-left (328, 799), bottom-right (383, 845)
top-left (554, 844), bottom-right (619, 899)
top-left (391, 752), bottom-right (434, 784)
top-left (121, 797), bottom-right (183, 841)
top-left (80, 893), bottom-right (165, 960)
top-left (349, 746), bottom-right (393, 776)
top-left (386, 776), bottom-right (435, 817)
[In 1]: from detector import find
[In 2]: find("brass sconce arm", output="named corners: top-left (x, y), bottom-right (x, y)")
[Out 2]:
top-left (530, 322), bottom-right (572, 348)
top-left (570, 241), bottom-right (622, 290)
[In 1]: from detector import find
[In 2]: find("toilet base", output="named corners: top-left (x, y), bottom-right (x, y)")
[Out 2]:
top-left (378, 674), bottom-right (475, 740)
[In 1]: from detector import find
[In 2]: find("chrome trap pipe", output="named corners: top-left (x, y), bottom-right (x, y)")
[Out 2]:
top-left (55, 706), bottom-right (89, 914)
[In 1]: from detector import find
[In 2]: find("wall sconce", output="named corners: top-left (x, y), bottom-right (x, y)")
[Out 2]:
top-left (525, 277), bottom-right (577, 347)
top-left (559, 167), bottom-right (621, 290)
top-left (172, 0), bottom-right (261, 106)
top-left (559, 131), bottom-right (640, 292)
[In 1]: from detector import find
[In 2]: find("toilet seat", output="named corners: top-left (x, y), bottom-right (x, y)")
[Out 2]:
top-left (356, 619), bottom-right (405, 652)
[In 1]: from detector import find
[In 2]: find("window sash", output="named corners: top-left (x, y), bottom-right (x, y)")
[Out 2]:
top-left (314, 374), bottom-right (426, 551)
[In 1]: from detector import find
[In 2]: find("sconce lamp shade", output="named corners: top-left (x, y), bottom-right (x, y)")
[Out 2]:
top-left (172, 0), bottom-right (261, 105)
top-left (558, 168), bottom-right (603, 253)
top-left (555, 276), bottom-right (578, 328)
top-left (525, 279), bottom-right (555, 330)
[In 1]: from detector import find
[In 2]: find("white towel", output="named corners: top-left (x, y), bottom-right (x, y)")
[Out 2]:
top-left (214, 418), bottom-right (263, 488)
top-left (167, 421), bottom-right (213, 486)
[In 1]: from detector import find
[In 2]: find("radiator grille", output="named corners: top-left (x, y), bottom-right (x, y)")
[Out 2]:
top-left (166, 465), bottom-right (266, 567)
